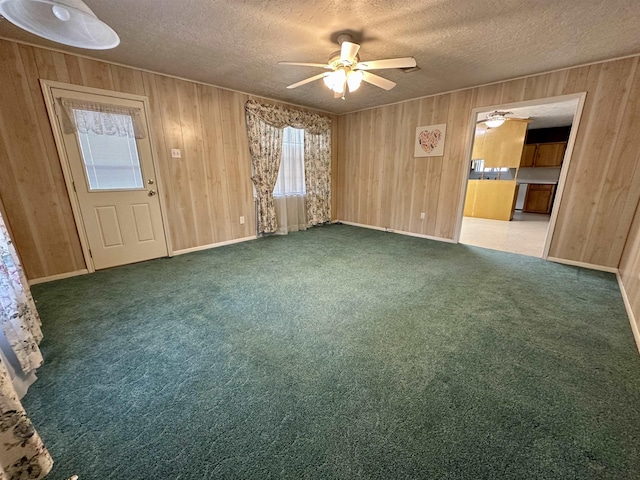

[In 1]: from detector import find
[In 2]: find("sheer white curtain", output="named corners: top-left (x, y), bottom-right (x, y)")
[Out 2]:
top-left (273, 127), bottom-right (307, 235)
top-left (0, 211), bottom-right (52, 478)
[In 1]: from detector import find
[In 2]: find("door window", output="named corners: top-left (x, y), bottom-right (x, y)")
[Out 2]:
top-left (74, 109), bottom-right (144, 191)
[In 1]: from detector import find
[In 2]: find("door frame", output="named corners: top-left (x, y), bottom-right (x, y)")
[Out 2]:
top-left (453, 92), bottom-right (587, 259)
top-left (40, 79), bottom-right (173, 273)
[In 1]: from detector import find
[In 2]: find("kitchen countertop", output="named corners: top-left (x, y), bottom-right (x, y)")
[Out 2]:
top-left (516, 180), bottom-right (558, 185)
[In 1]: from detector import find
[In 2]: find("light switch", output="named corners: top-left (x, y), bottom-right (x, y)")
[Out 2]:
top-left (171, 149), bottom-right (181, 158)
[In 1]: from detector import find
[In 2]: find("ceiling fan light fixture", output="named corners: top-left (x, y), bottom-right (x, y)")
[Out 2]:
top-left (51, 4), bottom-right (69, 20)
top-left (322, 72), bottom-right (334, 89)
top-left (323, 68), bottom-right (347, 94)
top-left (346, 70), bottom-right (363, 92)
top-left (280, 32), bottom-right (415, 97)
top-left (0, 0), bottom-right (120, 50)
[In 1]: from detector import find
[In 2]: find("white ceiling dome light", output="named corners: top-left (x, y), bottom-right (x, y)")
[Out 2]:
top-left (0, 0), bottom-right (119, 50)
top-left (483, 111), bottom-right (512, 128)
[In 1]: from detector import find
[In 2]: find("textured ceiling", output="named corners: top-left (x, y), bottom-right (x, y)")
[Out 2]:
top-left (1, 0), bottom-right (640, 114)
top-left (479, 99), bottom-right (580, 130)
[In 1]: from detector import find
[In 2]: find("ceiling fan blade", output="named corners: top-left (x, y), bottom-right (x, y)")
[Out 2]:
top-left (355, 57), bottom-right (417, 70)
top-left (279, 62), bottom-right (332, 69)
top-left (361, 71), bottom-right (396, 90)
top-left (340, 41), bottom-right (360, 64)
top-left (286, 73), bottom-right (328, 89)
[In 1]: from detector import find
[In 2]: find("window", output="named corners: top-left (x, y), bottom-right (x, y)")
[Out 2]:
top-left (471, 159), bottom-right (508, 173)
top-left (75, 110), bottom-right (144, 191)
top-left (274, 127), bottom-right (305, 196)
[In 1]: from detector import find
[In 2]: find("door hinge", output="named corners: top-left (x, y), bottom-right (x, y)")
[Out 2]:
top-left (88, 249), bottom-right (93, 258)
top-left (72, 181), bottom-right (76, 192)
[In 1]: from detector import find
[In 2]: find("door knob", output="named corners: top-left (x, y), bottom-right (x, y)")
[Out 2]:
top-left (148, 190), bottom-right (156, 196)
top-left (148, 179), bottom-right (154, 185)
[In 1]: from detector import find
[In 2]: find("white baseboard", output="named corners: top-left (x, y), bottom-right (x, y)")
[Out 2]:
top-left (546, 256), bottom-right (619, 273)
top-left (617, 272), bottom-right (640, 355)
top-left (28, 237), bottom-right (257, 283)
top-left (337, 220), bottom-right (456, 244)
top-left (28, 269), bottom-right (89, 285)
top-left (172, 235), bottom-right (257, 256)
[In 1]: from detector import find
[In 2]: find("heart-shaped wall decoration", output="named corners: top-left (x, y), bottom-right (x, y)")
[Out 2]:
top-left (414, 123), bottom-right (447, 157)
top-left (418, 129), bottom-right (442, 154)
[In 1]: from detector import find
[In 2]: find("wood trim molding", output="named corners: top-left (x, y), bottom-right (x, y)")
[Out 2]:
top-left (338, 221), bottom-right (456, 244)
top-left (340, 53), bottom-right (640, 116)
top-left (546, 256), bottom-right (619, 273)
top-left (0, 36), bottom-right (335, 115)
top-left (452, 92), bottom-right (587, 247)
top-left (28, 269), bottom-right (89, 285)
top-left (40, 79), bottom-right (150, 102)
top-left (39, 79), bottom-right (95, 272)
top-left (172, 235), bottom-right (257, 255)
top-left (617, 272), bottom-right (640, 355)
top-left (542, 93), bottom-right (587, 258)
top-left (39, 79), bottom-right (173, 270)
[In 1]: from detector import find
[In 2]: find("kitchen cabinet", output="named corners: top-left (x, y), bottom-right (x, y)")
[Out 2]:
top-left (523, 184), bottom-right (555, 214)
top-left (479, 119), bottom-right (529, 168)
top-left (519, 142), bottom-right (566, 168)
top-left (520, 144), bottom-right (537, 167)
top-left (535, 143), bottom-right (566, 167)
top-left (471, 129), bottom-right (485, 160)
top-left (464, 180), bottom-right (519, 221)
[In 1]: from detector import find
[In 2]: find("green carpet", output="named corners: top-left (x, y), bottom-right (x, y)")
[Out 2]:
top-left (25, 224), bottom-right (640, 479)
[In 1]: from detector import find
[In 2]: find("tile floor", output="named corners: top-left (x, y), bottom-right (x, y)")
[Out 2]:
top-left (459, 211), bottom-right (551, 257)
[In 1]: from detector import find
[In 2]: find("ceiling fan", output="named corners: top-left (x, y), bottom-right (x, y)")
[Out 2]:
top-left (279, 33), bottom-right (417, 100)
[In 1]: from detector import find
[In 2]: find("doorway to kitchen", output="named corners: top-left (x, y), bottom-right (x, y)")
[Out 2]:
top-left (456, 94), bottom-right (585, 258)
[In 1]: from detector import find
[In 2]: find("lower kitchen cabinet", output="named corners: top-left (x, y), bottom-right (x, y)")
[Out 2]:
top-left (464, 180), bottom-right (519, 221)
top-left (523, 184), bottom-right (556, 214)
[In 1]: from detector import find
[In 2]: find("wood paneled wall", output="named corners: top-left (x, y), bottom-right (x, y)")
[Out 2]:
top-left (2, 36), bottom-right (638, 278)
top-left (0, 39), bottom-right (337, 280)
top-left (336, 56), bottom-right (640, 268)
top-left (619, 201), bottom-right (640, 341)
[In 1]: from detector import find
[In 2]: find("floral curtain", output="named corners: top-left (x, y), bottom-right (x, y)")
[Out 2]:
top-left (245, 114), bottom-right (284, 234)
top-left (245, 100), bottom-right (332, 233)
top-left (0, 213), bottom-right (52, 479)
top-left (0, 361), bottom-right (52, 479)
top-left (59, 98), bottom-right (146, 139)
top-left (304, 132), bottom-right (332, 226)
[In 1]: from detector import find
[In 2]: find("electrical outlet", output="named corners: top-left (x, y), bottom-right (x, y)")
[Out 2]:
top-left (420, 212), bottom-right (426, 220)
top-left (171, 148), bottom-right (181, 158)
top-left (239, 216), bottom-right (245, 224)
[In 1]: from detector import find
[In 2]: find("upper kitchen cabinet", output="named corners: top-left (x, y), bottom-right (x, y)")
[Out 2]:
top-left (471, 128), bottom-right (486, 160)
top-left (520, 144), bottom-right (537, 168)
top-left (480, 119), bottom-right (529, 168)
top-left (519, 141), bottom-right (567, 168)
top-left (535, 142), bottom-right (566, 167)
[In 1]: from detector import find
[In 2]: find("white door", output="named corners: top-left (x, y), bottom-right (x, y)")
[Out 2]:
top-left (50, 87), bottom-right (168, 270)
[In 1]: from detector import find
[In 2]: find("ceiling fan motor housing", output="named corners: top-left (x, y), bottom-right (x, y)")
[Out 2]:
top-left (328, 51), bottom-right (359, 68)
top-left (336, 33), bottom-right (354, 45)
